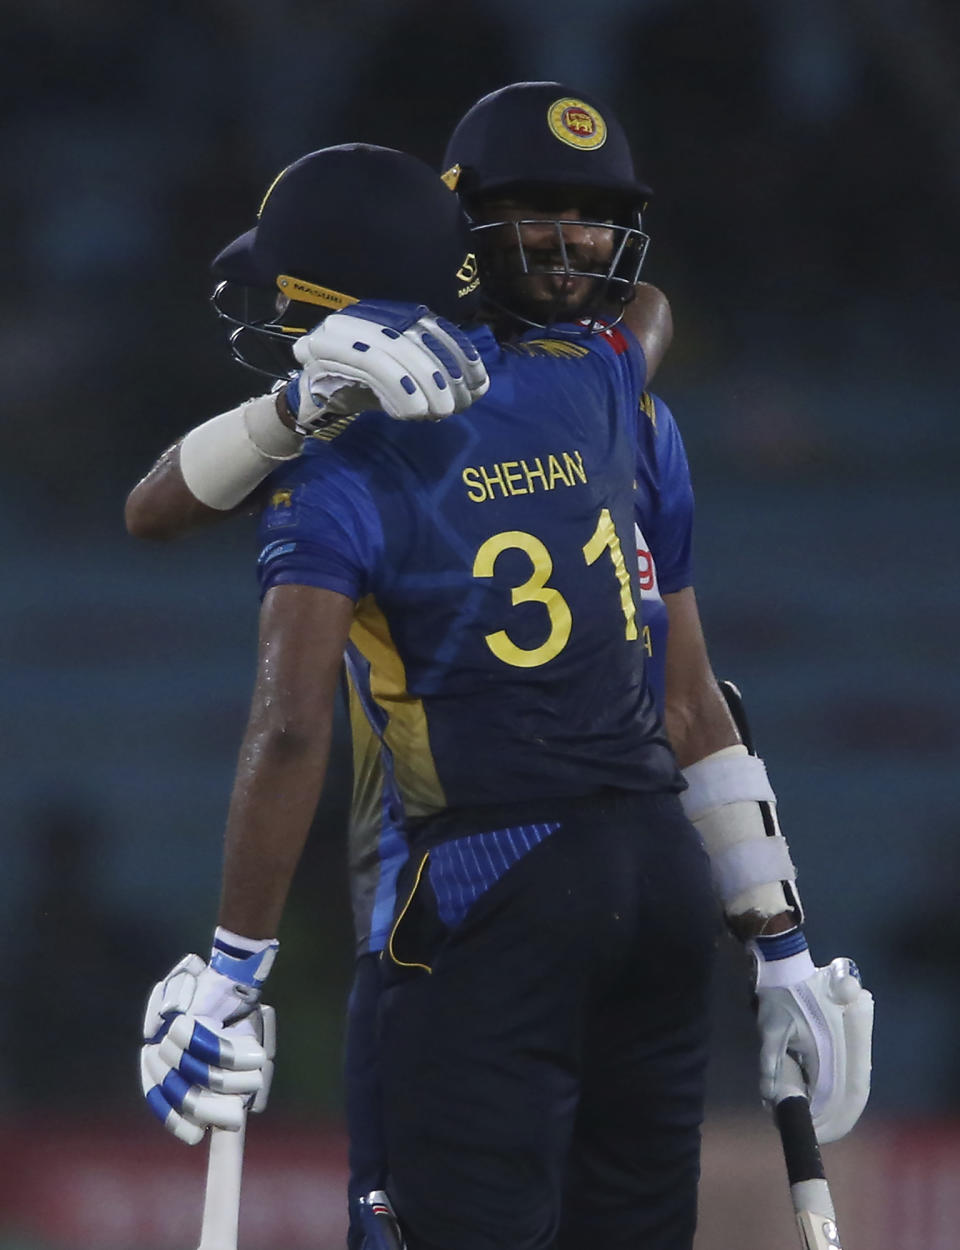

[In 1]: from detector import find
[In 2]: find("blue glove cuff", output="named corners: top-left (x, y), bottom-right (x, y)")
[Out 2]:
top-left (284, 375), bottom-right (302, 413)
top-left (210, 932), bottom-right (278, 988)
top-left (754, 926), bottom-right (808, 962)
top-left (338, 300), bottom-right (429, 334)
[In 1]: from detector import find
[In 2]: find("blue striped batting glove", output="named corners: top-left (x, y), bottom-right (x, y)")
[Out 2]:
top-left (140, 932), bottom-right (278, 1145)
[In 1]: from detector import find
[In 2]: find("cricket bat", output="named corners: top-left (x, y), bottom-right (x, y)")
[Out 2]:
top-left (197, 1121), bottom-right (246, 1250)
top-left (718, 680), bottom-right (844, 1250)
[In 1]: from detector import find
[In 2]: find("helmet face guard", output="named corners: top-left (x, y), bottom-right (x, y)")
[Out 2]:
top-left (469, 211), bottom-right (649, 332)
top-left (210, 279), bottom-right (328, 382)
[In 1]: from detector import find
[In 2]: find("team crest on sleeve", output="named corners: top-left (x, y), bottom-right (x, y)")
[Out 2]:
top-left (264, 485), bottom-right (299, 530)
top-left (547, 98), bottom-right (607, 150)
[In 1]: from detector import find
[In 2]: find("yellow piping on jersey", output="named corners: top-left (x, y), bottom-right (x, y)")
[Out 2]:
top-left (387, 852), bottom-right (433, 974)
top-left (639, 391), bottom-right (657, 428)
top-left (346, 677), bottom-right (386, 862)
top-left (349, 596), bottom-right (446, 819)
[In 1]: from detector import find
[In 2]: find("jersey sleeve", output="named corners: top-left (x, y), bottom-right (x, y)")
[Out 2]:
top-left (642, 393), bottom-right (695, 594)
top-left (256, 451), bottom-right (383, 603)
top-left (580, 320), bottom-right (648, 394)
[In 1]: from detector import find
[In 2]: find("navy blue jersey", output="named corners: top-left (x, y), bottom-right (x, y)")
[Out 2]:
top-left (342, 389), bottom-right (695, 955)
top-left (258, 326), bottom-right (685, 949)
top-left (634, 391), bottom-right (694, 707)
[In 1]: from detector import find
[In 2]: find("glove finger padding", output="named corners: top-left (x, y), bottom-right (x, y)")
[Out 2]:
top-left (430, 315), bottom-right (490, 401)
top-left (250, 1004), bottom-right (277, 1114)
top-left (815, 975), bottom-right (874, 1143)
top-left (157, 1029), bottom-right (264, 1094)
top-left (140, 1044), bottom-right (247, 1140)
top-left (140, 1048), bottom-right (206, 1145)
top-left (164, 1010), bottom-right (266, 1071)
top-left (413, 312), bottom-right (490, 411)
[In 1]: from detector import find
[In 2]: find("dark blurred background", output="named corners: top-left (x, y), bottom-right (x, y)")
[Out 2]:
top-left (2, 1), bottom-right (958, 1247)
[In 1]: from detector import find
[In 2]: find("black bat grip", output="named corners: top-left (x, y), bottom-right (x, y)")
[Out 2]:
top-left (776, 1096), bottom-right (825, 1185)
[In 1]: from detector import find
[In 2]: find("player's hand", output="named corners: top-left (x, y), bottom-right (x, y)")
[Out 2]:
top-left (140, 946), bottom-right (277, 1145)
top-left (287, 299), bottom-right (489, 433)
top-left (752, 931), bottom-right (874, 1143)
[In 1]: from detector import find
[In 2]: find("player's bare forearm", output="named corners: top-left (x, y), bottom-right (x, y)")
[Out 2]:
top-left (217, 584), bottom-right (355, 938)
top-left (217, 711), bottom-right (332, 938)
top-left (125, 440), bottom-right (240, 540)
top-left (665, 672), bottom-right (738, 768)
top-left (622, 283), bottom-right (672, 382)
top-left (662, 587), bottom-right (739, 767)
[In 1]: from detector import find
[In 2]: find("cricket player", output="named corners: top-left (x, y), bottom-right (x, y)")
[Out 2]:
top-left (338, 390), bottom-right (687, 1245)
top-left (127, 129), bottom-right (689, 1247)
top-left (135, 88), bottom-right (872, 1250)
top-left (140, 138), bottom-right (719, 1250)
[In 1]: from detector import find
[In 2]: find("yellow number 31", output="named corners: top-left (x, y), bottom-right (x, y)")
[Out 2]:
top-left (472, 508), bottom-right (639, 669)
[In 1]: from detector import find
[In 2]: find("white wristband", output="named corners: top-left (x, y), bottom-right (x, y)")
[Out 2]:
top-left (179, 393), bottom-right (303, 511)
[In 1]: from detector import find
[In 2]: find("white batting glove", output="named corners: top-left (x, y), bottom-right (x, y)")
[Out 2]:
top-left (751, 928), bottom-right (874, 1143)
top-left (287, 299), bottom-right (489, 434)
top-left (140, 930), bottom-right (278, 1146)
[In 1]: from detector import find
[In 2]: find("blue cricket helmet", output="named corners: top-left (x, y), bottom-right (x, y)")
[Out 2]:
top-left (212, 144), bottom-right (481, 377)
top-left (442, 81), bottom-right (652, 207)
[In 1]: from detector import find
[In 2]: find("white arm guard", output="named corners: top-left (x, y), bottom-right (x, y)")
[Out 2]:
top-left (179, 393), bottom-right (304, 511)
top-left (680, 744), bottom-right (801, 921)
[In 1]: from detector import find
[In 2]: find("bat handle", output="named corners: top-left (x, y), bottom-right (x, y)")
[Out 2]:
top-left (776, 1096), bottom-right (843, 1250)
top-left (197, 1120), bottom-right (246, 1250)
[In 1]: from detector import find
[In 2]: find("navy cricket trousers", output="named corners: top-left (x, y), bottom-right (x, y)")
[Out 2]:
top-left (377, 789), bottom-right (719, 1250)
top-left (344, 951), bottom-right (389, 1248)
